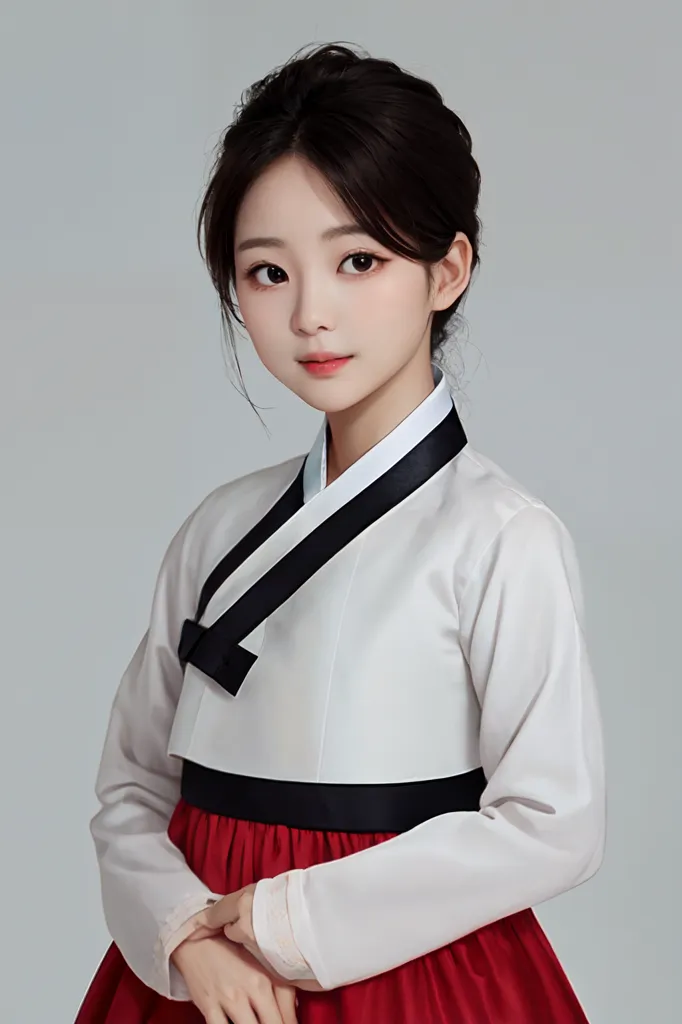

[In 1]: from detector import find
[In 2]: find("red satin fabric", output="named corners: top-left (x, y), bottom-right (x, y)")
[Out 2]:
top-left (75, 798), bottom-right (590, 1023)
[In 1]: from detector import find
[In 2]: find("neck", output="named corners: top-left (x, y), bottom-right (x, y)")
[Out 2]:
top-left (325, 351), bottom-right (436, 486)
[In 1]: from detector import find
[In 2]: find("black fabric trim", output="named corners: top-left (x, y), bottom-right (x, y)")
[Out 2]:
top-left (194, 464), bottom-right (305, 624)
top-left (181, 760), bottom-right (486, 833)
top-left (179, 407), bottom-right (466, 695)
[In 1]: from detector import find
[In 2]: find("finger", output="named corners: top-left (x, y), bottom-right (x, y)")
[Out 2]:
top-left (221, 995), bottom-right (259, 1024)
top-left (224, 922), bottom-right (250, 946)
top-left (184, 923), bottom-right (220, 942)
top-left (204, 1009), bottom-right (229, 1024)
top-left (204, 895), bottom-right (240, 930)
top-left (250, 988), bottom-right (289, 1024)
top-left (275, 984), bottom-right (299, 1024)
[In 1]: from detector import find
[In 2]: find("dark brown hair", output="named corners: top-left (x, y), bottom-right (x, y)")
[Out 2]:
top-left (197, 42), bottom-right (482, 397)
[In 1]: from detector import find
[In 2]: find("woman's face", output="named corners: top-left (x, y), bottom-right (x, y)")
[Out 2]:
top-left (233, 154), bottom-right (468, 414)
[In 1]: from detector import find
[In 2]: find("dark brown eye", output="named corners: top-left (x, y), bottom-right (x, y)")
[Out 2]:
top-left (341, 252), bottom-right (384, 274)
top-left (250, 264), bottom-right (287, 286)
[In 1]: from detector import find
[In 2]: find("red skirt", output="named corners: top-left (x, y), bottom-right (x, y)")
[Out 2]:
top-left (75, 798), bottom-right (590, 1023)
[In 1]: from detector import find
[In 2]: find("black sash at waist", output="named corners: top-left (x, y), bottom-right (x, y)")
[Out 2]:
top-left (180, 760), bottom-right (486, 834)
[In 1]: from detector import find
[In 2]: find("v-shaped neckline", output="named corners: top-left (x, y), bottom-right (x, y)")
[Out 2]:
top-left (195, 363), bottom-right (463, 631)
top-left (301, 362), bottom-right (453, 504)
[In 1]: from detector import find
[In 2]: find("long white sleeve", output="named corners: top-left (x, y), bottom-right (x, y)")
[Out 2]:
top-left (252, 502), bottom-right (606, 989)
top-left (90, 510), bottom-right (223, 1000)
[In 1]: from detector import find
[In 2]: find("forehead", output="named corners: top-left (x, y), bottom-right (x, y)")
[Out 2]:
top-left (235, 154), bottom-right (352, 238)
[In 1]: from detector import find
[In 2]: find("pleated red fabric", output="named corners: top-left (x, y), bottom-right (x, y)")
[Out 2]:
top-left (75, 798), bottom-right (590, 1023)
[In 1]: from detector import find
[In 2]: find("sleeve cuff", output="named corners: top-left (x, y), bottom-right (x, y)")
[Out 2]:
top-left (251, 873), bottom-right (317, 982)
top-left (153, 892), bottom-right (222, 1000)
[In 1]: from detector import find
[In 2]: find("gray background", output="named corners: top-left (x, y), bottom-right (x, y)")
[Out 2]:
top-left (1, 2), bottom-right (680, 1022)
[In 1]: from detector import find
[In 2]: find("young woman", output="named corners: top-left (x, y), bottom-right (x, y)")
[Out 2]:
top-left (75, 42), bottom-right (605, 1024)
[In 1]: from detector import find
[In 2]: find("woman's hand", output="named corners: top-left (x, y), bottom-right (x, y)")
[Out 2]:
top-left (171, 933), bottom-right (298, 1024)
top-left (189, 884), bottom-right (324, 994)
top-left (187, 885), bottom-right (259, 952)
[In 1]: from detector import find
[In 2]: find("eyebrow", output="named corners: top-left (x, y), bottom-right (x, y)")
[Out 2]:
top-left (236, 223), bottom-right (369, 253)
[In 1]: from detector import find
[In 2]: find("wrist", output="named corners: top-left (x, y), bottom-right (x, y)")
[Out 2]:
top-left (169, 939), bottom-right (191, 968)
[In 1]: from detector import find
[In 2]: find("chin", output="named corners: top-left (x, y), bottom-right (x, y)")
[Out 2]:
top-left (274, 366), bottom-right (364, 414)
top-left (301, 386), bottom-right (373, 415)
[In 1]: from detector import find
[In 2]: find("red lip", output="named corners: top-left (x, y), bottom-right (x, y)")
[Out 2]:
top-left (299, 352), bottom-right (350, 362)
top-left (299, 354), bottom-right (353, 376)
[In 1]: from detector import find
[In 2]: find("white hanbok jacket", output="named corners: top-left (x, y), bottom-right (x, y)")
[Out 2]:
top-left (90, 367), bottom-right (605, 1000)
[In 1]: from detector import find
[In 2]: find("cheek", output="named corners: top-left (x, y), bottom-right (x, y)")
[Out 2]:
top-left (235, 290), bottom-right (294, 379)
top-left (359, 269), bottom-right (430, 333)
top-left (235, 283), bottom-right (259, 326)
top-left (235, 286), bottom-right (281, 346)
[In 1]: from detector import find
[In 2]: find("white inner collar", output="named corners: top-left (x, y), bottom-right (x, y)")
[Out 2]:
top-left (302, 364), bottom-right (453, 504)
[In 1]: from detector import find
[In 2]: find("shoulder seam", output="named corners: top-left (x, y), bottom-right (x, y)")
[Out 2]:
top-left (460, 446), bottom-right (547, 509)
top-left (457, 502), bottom-right (557, 611)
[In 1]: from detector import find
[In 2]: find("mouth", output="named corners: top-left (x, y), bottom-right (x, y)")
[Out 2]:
top-left (298, 351), bottom-right (351, 362)
top-left (298, 353), bottom-right (353, 376)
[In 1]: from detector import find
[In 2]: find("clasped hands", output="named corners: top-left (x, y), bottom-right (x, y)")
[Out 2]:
top-left (184, 883), bottom-right (323, 992)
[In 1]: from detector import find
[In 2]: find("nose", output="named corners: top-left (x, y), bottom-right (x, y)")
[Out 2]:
top-left (290, 277), bottom-right (335, 337)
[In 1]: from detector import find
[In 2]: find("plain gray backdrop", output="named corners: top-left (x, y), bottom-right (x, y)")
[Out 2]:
top-left (1, 2), bottom-right (680, 1022)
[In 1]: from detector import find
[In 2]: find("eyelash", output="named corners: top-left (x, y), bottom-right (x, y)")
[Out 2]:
top-left (244, 250), bottom-right (388, 289)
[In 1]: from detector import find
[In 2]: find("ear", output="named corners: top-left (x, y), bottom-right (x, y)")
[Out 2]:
top-left (430, 233), bottom-right (474, 312)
